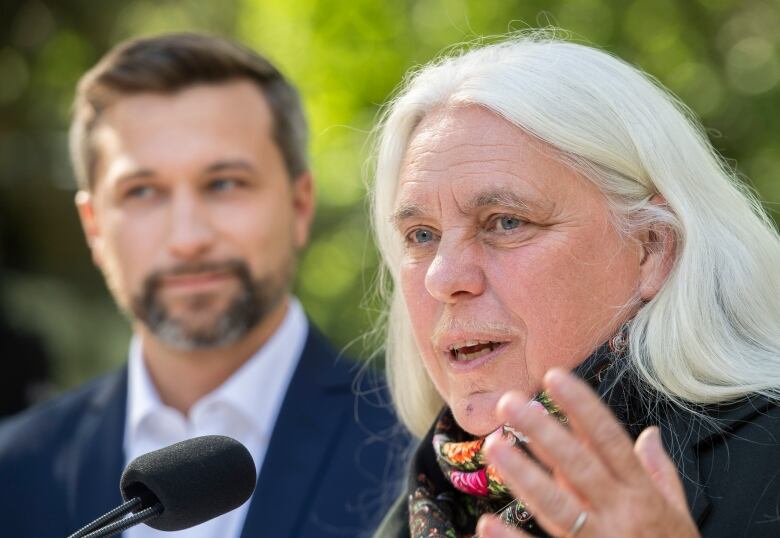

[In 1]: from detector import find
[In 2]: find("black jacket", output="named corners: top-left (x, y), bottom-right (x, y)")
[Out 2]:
top-left (374, 373), bottom-right (780, 538)
top-left (0, 327), bottom-right (407, 538)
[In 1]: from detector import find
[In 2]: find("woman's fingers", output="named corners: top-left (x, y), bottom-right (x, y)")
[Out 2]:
top-left (495, 391), bottom-right (614, 506)
top-left (484, 434), bottom-right (588, 538)
top-left (476, 514), bottom-right (532, 538)
top-left (634, 426), bottom-right (689, 508)
top-left (543, 369), bottom-right (649, 486)
top-left (481, 372), bottom-right (701, 538)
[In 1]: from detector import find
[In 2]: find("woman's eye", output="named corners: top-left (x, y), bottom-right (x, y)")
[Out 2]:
top-left (495, 215), bottom-right (522, 231)
top-left (410, 228), bottom-right (435, 243)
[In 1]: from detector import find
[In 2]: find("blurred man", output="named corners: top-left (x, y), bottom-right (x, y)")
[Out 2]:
top-left (0, 33), bottom-right (402, 537)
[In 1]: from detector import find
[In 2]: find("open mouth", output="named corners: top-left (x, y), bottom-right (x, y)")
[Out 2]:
top-left (448, 340), bottom-right (507, 362)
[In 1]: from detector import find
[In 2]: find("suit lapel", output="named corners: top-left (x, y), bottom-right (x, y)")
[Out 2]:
top-left (241, 327), bottom-right (352, 538)
top-left (67, 369), bottom-right (127, 534)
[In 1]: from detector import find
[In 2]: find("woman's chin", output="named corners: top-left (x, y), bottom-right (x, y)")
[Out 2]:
top-left (450, 393), bottom-right (503, 437)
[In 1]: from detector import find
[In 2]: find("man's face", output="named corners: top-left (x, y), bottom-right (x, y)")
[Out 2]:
top-left (78, 81), bottom-right (313, 349)
top-left (394, 106), bottom-right (644, 436)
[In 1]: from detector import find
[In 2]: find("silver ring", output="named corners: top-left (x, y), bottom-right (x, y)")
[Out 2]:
top-left (568, 511), bottom-right (588, 536)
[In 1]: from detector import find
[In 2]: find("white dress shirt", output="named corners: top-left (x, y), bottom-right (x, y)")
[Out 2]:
top-left (123, 298), bottom-right (308, 538)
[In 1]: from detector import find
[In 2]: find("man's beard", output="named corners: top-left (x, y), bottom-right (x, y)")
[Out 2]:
top-left (130, 259), bottom-right (291, 350)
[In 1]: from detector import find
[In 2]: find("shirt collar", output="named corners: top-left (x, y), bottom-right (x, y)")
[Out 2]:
top-left (194, 297), bottom-right (308, 437)
top-left (126, 336), bottom-right (163, 444)
top-left (125, 297), bottom-right (309, 445)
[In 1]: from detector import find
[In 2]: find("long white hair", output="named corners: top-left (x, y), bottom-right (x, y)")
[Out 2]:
top-left (370, 32), bottom-right (780, 437)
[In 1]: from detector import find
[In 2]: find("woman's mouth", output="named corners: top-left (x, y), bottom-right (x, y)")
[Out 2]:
top-left (447, 340), bottom-right (509, 369)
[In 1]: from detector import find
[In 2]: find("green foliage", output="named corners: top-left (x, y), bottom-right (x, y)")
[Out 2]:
top-left (0, 0), bottom-right (778, 392)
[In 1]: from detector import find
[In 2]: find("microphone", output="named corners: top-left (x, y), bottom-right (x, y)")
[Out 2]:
top-left (67, 435), bottom-right (256, 538)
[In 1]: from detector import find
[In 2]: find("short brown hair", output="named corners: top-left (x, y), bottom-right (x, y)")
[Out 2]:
top-left (69, 33), bottom-right (308, 189)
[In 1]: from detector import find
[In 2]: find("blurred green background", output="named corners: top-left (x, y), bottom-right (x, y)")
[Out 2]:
top-left (1, 0), bottom-right (778, 404)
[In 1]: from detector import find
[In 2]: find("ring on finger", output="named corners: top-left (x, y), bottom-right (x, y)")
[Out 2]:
top-left (567, 511), bottom-right (588, 536)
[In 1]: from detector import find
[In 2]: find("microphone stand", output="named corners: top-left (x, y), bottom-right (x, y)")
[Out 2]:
top-left (66, 498), bottom-right (163, 538)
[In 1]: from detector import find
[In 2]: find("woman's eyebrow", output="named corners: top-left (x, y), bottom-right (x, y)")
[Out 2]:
top-left (391, 202), bottom-right (427, 228)
top-left (465, 188), bottom-right (535, 213)
top-left (391, 188), bottom-right (544, 228)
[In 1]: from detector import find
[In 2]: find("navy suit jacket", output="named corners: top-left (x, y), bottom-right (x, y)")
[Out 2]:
top-left (0, 327), bottom-right (407, 537)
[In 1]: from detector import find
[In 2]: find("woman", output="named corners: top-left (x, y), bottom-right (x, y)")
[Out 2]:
top-left (370, 34), bottom-right (780, 537)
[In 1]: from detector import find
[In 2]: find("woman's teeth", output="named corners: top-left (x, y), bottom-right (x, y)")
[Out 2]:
top-left (450, 341), bottom-right (500, 361)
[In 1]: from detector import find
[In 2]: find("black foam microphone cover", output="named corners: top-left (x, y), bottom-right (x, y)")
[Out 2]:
top-left (120, 435), bottom-right (256, 531)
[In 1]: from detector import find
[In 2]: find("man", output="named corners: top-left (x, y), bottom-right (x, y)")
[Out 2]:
top-left (0, 33), bottom-right (402, 537)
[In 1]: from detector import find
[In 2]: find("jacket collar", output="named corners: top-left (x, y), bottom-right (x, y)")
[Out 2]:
top-left (240, 326), bottom-right (354, 538)
top-left (595, 349), bottom-right (778, 527)
top-left (659, 393), bottom-right (777, 525)
top-left (68, 326), bottom-right (355, 537)
top-left (69, 368), bottom-right (127, 534)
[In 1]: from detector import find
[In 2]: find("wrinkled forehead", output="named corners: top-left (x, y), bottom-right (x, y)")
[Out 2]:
top-left (401, 105), bottom-right (520, 169)
top-left (395, 105), bottom-right (565, 217)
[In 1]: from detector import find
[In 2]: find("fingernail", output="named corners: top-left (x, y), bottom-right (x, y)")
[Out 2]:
top-left (498, 392), bottom-right (527, 423)
top-left (476, 515), bottom-right (500, 537)
top-left (486, 425), bottom-right (513, 445)
top-left (526, 399), bottom-right (550, 416)
top-left (507, 398), bottom-right (528, 421)
top-left (484, 434), bottom-right (510, 463)
top-left (545, 368), bottom-right (569, 391)
top-left (645, 427), bottom-right (663, 457)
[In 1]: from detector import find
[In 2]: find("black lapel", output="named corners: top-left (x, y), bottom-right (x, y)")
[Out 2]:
top-left (67, 368), bottom-right (127, 534)
top-left (241, 327), bottom-right (353, 538)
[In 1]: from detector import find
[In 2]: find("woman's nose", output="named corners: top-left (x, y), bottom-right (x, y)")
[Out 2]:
top-left (424, 236), bottom-right (486, 303)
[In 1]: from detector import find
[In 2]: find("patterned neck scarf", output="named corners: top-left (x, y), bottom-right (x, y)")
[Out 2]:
top-left (407, 332), bottom-right (631, 538)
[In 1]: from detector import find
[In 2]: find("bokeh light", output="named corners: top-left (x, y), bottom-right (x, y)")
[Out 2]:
top-left (0, 0), bottom-right (777, 397)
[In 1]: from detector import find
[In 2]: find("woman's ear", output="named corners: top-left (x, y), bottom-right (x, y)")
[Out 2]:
top-left (638, 195), bottom-right (677, 301)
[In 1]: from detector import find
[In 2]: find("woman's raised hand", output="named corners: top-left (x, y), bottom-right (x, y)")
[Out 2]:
top-left (477, 369), bottom-right (700, 538)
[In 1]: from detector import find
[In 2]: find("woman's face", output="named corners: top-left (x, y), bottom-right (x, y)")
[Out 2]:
top-left (394, 106), bottom-right (646, 436)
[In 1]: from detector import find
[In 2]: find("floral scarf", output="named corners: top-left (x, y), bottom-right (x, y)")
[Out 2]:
top-left (407, 332), bottom-right (632, 538)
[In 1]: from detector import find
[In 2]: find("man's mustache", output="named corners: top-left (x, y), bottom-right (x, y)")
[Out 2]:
top-left (143, 259), bottom-right (251, 290)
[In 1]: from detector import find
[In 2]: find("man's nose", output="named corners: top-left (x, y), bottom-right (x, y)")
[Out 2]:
top-left (424, 236), bottom-right (486, 303)
top-left (167, 190), bottom-right (216, 259)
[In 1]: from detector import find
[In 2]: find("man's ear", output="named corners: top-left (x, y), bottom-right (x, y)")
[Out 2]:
top-left (291, 171), bottom-right (315, 249)
top-left (75, 190), bottom-right (104, 268)
top-left (637, 195), bottom-right (677, 301)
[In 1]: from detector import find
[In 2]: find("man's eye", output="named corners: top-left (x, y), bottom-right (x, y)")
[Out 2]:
top-left (494, 215), bottom-right (522, 231)
top-left (408, 228), bottom-right (436, 244)
top-left (208, 178), bottom-right (242, 192)
top-left (125, 185), bottom-right (156, 199)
